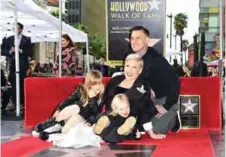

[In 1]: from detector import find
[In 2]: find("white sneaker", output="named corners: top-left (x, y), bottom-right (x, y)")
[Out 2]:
top-left (44, 124), bottom-right (62, 133)
top-left (32, 130), bottom-right (40, 137)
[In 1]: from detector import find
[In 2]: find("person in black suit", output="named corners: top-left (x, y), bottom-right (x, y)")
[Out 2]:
top-left (172, 59), bottom-right (185, 77)
top-left (191, 61), bottom-right (208, 77)
top-left (2, 23), bottom-right (32, 109)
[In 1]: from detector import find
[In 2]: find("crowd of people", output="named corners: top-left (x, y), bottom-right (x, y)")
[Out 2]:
top-left (172, 58), bottom-right (222, 77)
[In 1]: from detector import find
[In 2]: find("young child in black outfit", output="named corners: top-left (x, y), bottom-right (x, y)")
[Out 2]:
top-left (94, 94), bottom-right (140, 143)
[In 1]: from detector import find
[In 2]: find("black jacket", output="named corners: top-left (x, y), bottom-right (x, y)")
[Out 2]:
top-left (3, 35), bottom-right (32, 73)
top-left (191, 61), bottom-right (208, 77)
top-left (57, 85), bottom-right (102, 125)
top-left (102, 75), bottom-right (158, 127)
top-left (125, 47), bottom-right (180, 110)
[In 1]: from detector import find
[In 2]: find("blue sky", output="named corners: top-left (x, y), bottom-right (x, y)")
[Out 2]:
top-left (165, 0), bottom-right (200, 53)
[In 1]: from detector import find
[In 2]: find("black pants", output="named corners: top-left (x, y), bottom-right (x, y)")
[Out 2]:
top-left (101, 127), bottom-right (128, 143)
top-left (151, 103), bottom-right (178, 134)
top-left (1, 88), bottom-right (11, 111)
top-left (9, 70), bottom-right (26, 106)
top-left (99, 115), bottom-right (136, 143)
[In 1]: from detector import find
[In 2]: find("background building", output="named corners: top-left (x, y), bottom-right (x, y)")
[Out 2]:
top-left (65, 0), bottom-right (81, 25)
top-left (81, 0), bottom-right (106, 40)
top-left (199, 0), bottom-right (220, 62)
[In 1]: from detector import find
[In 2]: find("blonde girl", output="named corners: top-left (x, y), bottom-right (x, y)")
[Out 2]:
top-left (33, 70), bottom-right (104, 140)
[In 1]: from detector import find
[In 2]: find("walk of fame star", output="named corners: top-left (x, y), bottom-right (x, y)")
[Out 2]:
top-left (49, 144), bottom-right (155, 157)
top-left (182, 98), bottom-right (198, 113)
top-left (148, 0), bottom-right (161, 11)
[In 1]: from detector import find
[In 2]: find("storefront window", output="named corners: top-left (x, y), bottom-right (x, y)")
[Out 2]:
top-left (209, 14), bottom-right (218, 28)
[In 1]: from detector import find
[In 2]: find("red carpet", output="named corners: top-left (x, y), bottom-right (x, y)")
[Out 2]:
top-left (1, 129), bottom-right (215, 157)
top-left (1, 136), bottom-right (52, 157)
top-left (121, 129), bottom-right (216, 157)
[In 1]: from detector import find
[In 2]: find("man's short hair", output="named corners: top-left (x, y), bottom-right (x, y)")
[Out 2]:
top-left (129, 26), bottom-right (150, 39)
top-left (17, 23), bottom-right (23, 30)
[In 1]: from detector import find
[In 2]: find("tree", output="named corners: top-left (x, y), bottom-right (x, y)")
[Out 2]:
top-left (89, 33), bottom-right (106, 59)
top-left (49, 9), bottom-right (68, 23)
top-left (74, 23), bottom-right (89, 34)
top-left (74, 23), bottom-right (106, 59)
top-left (174, 13), bottom-right (188, 52)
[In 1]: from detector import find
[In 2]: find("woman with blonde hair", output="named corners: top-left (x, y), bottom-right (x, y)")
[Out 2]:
top-left (32, 70), bottom-right (104, 140)
top-left (102, 54), bottom-right (165, 139)
top-left (53, 34), bottom-right (83, 76)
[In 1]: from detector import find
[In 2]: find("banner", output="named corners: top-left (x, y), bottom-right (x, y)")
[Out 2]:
top-left (106, 0), bottom-right (166, 66)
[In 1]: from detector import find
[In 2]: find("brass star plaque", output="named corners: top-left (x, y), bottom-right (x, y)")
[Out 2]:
top-left (179, 95), bottom-right (200, 129)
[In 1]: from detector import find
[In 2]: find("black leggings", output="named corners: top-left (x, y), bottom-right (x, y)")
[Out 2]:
top-left (100, 126), bottom-right (129, 143)
top-left (99, 116), bottom-right (137, 143)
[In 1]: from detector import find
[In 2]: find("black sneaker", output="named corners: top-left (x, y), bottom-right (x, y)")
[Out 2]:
top-left (39, 130), bottom-right (62, 141)
top-left (171, 111), bottom-right (181, 133)
top-left (35, 118), bottom-right (57, 132)
top-left (39, 132), bottom-right (49, 141)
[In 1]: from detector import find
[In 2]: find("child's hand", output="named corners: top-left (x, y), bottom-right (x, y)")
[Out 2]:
top-left (135, 130), bottom-right (141, 139)
top-left (88, 89), bottom-right (97, 98)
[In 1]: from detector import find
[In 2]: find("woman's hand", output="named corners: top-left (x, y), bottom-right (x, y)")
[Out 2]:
top-left (147, 129), bottom-right (166, 139)
top-left (53, 110), bottom-right (60, 118)
top-left (155, 105), bottom-right (168, 118)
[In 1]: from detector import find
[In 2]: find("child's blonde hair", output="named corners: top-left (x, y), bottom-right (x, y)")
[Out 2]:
top-left (80, 70), bottom-right (104, 106)
top-left (111, 94), bottom-right (130, 112)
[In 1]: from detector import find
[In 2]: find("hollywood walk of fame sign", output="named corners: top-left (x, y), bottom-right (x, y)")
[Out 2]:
top-left (179, 95), bottom-right (200, 128)
top-left (106, 0), bottom-right (166, 66)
